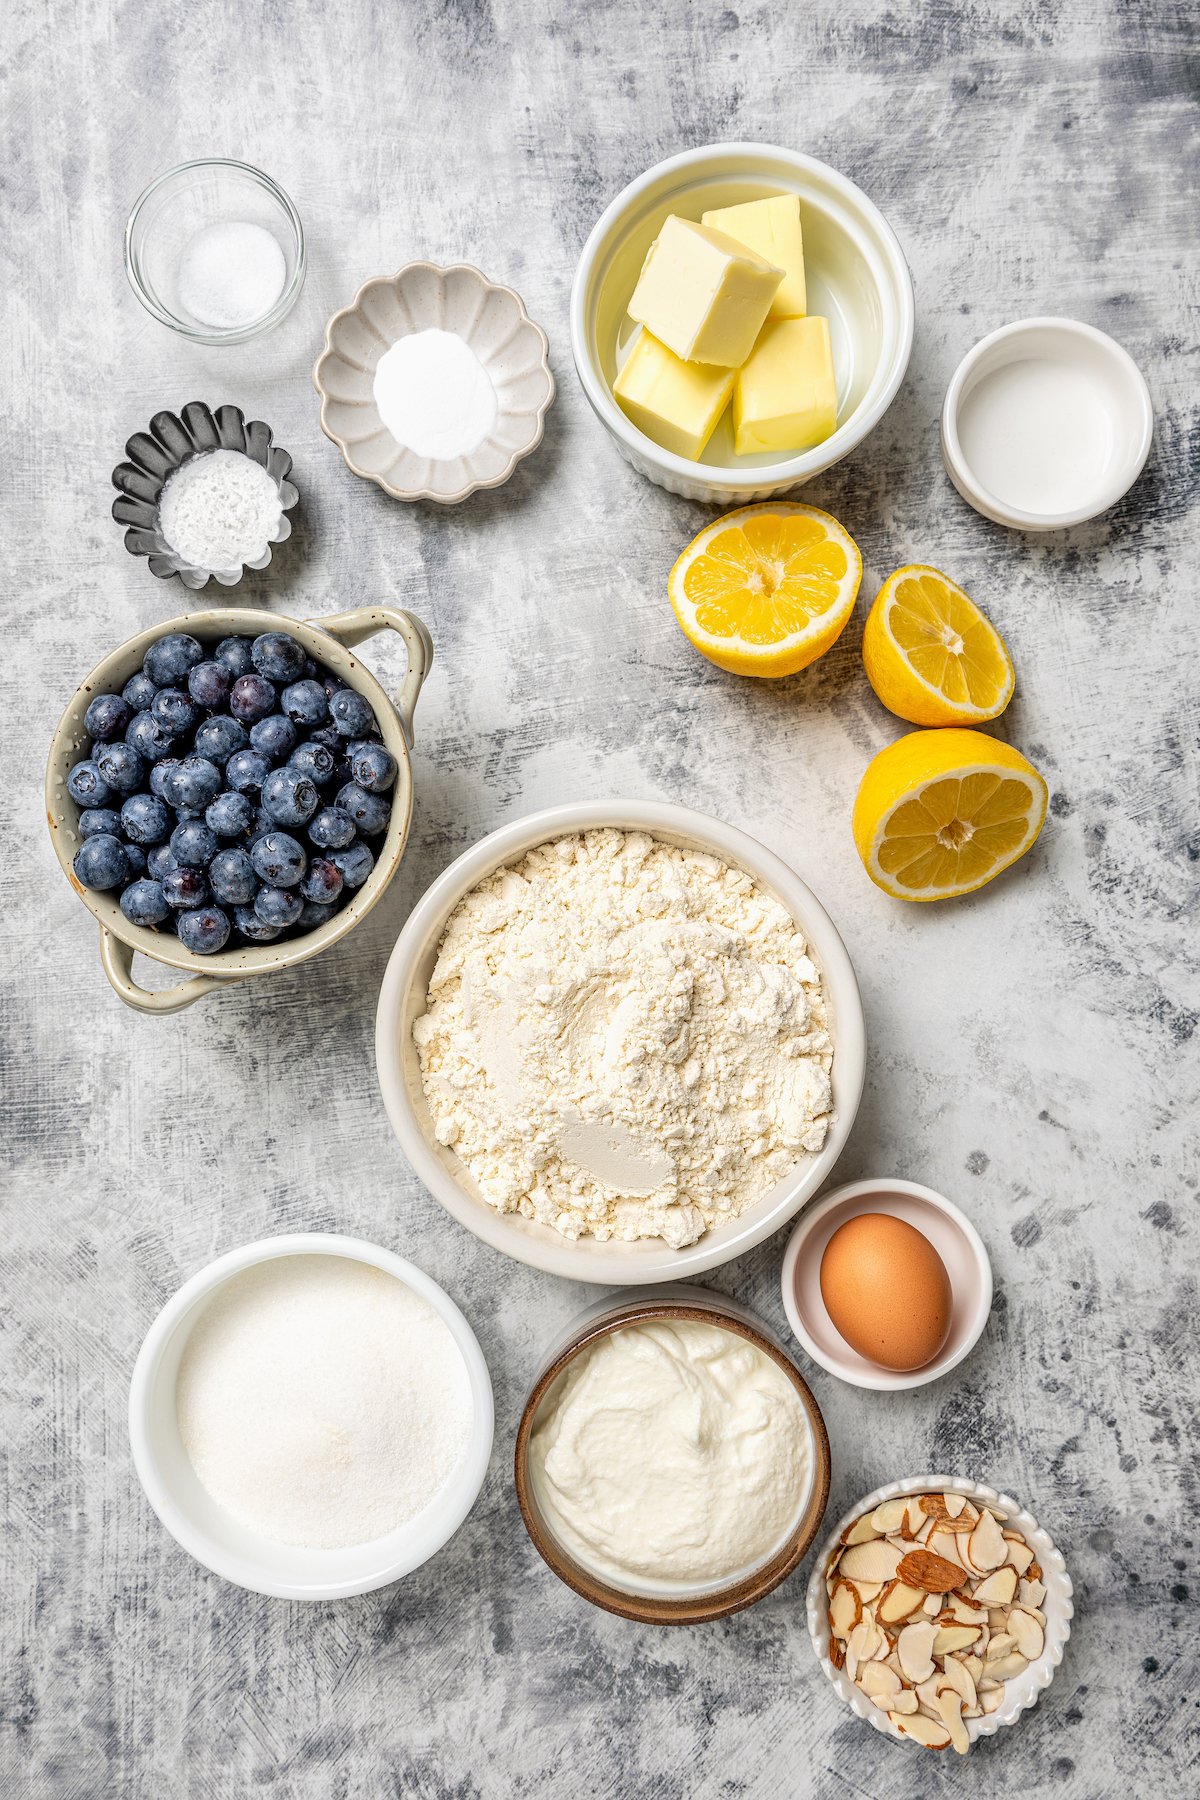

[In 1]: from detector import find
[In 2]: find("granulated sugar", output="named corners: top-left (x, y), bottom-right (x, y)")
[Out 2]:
top-left (176, 220), bottom-right (287, 331)
top-left (175, 1255), bottom-right (473, 1550)
top-left (158, 449), bottom-right (283, 572)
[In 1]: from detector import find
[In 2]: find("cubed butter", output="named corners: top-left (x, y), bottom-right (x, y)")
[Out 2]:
top-left (627, 215), bottom-right (783, 367)
top-left (702, 194), bottom-right (807, 318)
top-left (613, 328), bottom-right (735, 460)
top-left (733, 316), bottom-right (837, 456)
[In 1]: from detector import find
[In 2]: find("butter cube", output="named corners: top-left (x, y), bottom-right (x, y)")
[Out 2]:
top-left (702, 194), bottom-right (807, 318)
top-left (733, 316), bottom-right (837, 456)
top-left (627, 215), bottom-right (783, 368)
top-left (613, 329), bottom-right (735, 460)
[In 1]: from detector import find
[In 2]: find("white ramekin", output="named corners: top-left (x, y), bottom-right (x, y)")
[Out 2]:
top-left (941, 316), bottom-right (1153, 529)
top-left (807, 1475), bottom-right (1073, 1751)
top-left (129, 1233), bottom-right (494, 1598)
top-left (570, 143), bottom-right (914, 504)
top-left (374, 799), bottom-right (865, 1286)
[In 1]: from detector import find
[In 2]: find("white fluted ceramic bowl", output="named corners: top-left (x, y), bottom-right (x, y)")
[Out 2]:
top-left (806, 1475), bottom-right (1073, 1751)
top-left (314, 263), bottom-right (554, 503)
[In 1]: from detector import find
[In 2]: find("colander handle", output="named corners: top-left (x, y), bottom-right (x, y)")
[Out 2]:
top-left (99, 930), bottom-right (252, 1015)
top-left (311, 606), bottom-right (433, 750)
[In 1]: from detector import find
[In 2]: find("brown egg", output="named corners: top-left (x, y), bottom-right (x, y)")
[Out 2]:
top-left (819, 1213), bottom-right (952, 1371)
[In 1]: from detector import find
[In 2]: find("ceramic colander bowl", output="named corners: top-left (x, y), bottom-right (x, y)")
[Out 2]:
top-left (46, 605), bottom-right (432, 1014)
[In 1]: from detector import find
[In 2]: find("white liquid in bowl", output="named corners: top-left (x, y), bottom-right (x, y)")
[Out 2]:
top-left (957, 355), bottom-right (1115, 515)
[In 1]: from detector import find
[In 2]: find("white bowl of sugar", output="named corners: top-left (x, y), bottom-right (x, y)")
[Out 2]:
top-left (129, 1234), bottom-right (494, 1598)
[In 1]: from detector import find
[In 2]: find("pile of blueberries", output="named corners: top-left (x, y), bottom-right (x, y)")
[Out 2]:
top-left (68, 630), bottom-right (397, 955)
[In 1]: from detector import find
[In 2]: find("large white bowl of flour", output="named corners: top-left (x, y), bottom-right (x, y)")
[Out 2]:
top-left (376, 801), bottom-right (865, 1284)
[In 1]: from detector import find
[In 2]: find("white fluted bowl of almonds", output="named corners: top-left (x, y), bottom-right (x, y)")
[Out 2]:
top-left (806, 1477), bottom-right (1073, 1757)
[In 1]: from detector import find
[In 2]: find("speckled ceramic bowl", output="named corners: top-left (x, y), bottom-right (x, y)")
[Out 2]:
top-left (46, 605), bottom-right (432, 1015)
top-left (807, 1475), bottom-right (1073, 1752)
top-left (313, 263), bottom-right (554, 503)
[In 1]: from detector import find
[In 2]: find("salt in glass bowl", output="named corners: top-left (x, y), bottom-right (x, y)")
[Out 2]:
top-left (125, 159), bottom-right (305, 345)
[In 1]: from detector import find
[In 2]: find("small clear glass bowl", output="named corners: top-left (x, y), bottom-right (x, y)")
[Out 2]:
top-left (125, 159), bottom-right (305, 345)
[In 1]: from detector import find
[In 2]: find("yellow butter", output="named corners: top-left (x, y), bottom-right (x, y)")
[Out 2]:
top-left (702, 194), bottom-right (806, 318)
top-left (613, 328), bottom-right (735, 460)
top-left (627, 215), bottom-right (783, 368)
top-left (733, 316), bottom-right (837, 456)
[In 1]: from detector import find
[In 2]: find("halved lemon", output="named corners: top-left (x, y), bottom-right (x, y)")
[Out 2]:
top-left (853, 729), bottom-right (1048, 901)
top-left (863, 565), bottom-right (1014, 726)
top-left (668, 502), bottom-right (862, 677)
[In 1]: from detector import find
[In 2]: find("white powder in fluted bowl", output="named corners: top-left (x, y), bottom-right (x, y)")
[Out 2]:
top-left (158, 448), bottom-right (284, 572)
top-left (175, 1256), bottom-right (473, 1550)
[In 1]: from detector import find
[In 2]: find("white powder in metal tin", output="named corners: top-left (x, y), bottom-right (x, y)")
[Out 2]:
top-left (175, 1256), bottom-right (473, 1550)
top-left (158, 449), bottom-right (283, 572)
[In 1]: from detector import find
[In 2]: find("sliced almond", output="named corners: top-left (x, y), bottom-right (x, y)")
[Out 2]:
top-left (828, 1580), bottom-right (860, 1640)
top-left (897, 1619), bottom-right (937, 1683)
top-left (971, 1566), bottom-right (1018, 1606)
top-left (896, 1548), bottom-right (967, 1593)
top-left (842, 1513), bottom-right (883, 1547)
top-left (960, 1654), bottom-right (984, 1684)
top-left (1003, 1534), bottom-right (1035, 1575)
top-left (1008, 1609), bottom-right (1045, 1662)
top-left (936, 1688), bottom-right (970, 1755)
top-left (884, 1651), bottom-right (905, 1679)
top-left (980, 1687), bottom-right (1004, 1715)
top-left (932, 1623), bottom-right (981, 1655)
top-left (904, 1496), bottom-right (927, 1535)
top-left (928, 1528), bottom-right (967, 1568)
top-left (848, 1579), bottom-right (883, 1605)
top-left (985, 1633), bottom-right (1015, 1661)
top-left (922, 1593), bottom-right (943, 1616)
top-left (986, 1652), bottom-right (1029, 1683)
top-left (828, 1636), bottom-right (845, 1670)
top-left (893, 1713), bottom-right (950, 1750)
top-left (987, 1608), bottom-right (1010, 1631)
top-left (870, 1498), bottom-right (911, 1535)
top-left (889, 1689), bottom-right (919, 1716)
top-left (858, 1661), bottom-right (901, 1700)
top-left (878, 1580), bottom-right (926, 1624)
top-left (915, 1516), bottom-right (935, 1544)
top-left (1027, 1558), bottom-right (1043, 1582)
top-left (967, 1508), bottom-right (1007, 1572)
top-left (939, 1655), bottom-right (978, 1713)
top-left (839, 1539), bottom-right (903, 1585)
top-left (948, 1595), bottom-right (988, 1625)
top-left (954, 1529), bottom-right (978, 1572)
top-left (1018, 1577), bottom-right (1046, 1609)
top-left (942, 1490), bottom-right (968, 1519)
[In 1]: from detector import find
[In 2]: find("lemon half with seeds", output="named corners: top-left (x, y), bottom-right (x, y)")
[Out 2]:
top-left (669, 502), bottom-right (862, 677)
top-left (853, 729), bottom-right (1048, 901)
top-left (863, 565), bottom-right (1014, 726)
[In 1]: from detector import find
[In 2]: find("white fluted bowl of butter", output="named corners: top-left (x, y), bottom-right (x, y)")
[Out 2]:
top-left (375, 799), bottom-right (865, 1286)
top-left (515, 1287), bottom-right (831, 1623)
top-left (571, 143), bottom-right (914, 503)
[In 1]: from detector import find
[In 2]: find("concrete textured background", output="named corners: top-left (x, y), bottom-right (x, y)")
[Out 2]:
top-left (2, 1), bottom-right (1197, 1795)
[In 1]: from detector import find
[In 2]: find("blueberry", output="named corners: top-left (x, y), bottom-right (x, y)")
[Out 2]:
top-left (144, 632), bottom-right (204, 687)
top-left (73, 834), bottom-right (129, 891)
top-left (209, 847), bottom-right (257, 906)
top-left (250, 831), bottom-right (306, 887)
top-left (161, 866), bottom-right (209, 910)
top-left (311, 723), bottom-right (343, 752)
top-left (170, 819), bottom-right (218, 868)
top-left (351, 742), bottom-right (398, 794)
top-left (335, 782), bottom-right (391, 837)
top-left (280, 679), bottom-right (329, 728)
top-left (120, 792), bottom-right (171, 846)
top-left (194, 716), bottom-right (248, 767)
top-left (225, 747), bottom-right (271, 795)
top-left (302, 657), bottom-right (320, 682)
top-left (254, 886), bottom-right (303, 928)
top-left (251, 631), bottom-right (306, 684)
top-left (329, 841), bottom-right (374, 890)
top-left (329, 687), bottom-right (377, 739)
top-left (125, 710), bottom-right (175, 764)
top-left (122, 670), bottom-right (159, 710)
top-left (187, 661), bottom-right (231, 709)
top-left (308, 805), bottom-right (356, 850)
top-left (84, 693), bottom-right (131, 742)
top-left (95, 741), bottom-right (146, 795)
top-left (300, 857), bottom-right (343, 905)
top-left (321, 672), bottom-right (348, 701)
top-left (206, 791), bottom-right (253, 838)
top-left (262, 766), bottom-right (318, 828)
top-left (123, 843), bottom-right (147, 879)
top-left (214, 636), bottom-right (255, 678)
top-left (249, 713), bottom-right (298, 761)
top-left (288, 742), bottom-right (336, 787)
top-left (298, 899), bottom-right (338, 930)
top-left (67, 760), bottom-right (113, 808)
top-left (120, 879), bottom-right (170, 927)
top-left (233, 903), bottom-right (282, 942)
top-left (153, 689), bottom-right (196, 736)
top-left (176, 905), bottom-right (231, 955)
top-left (229, 672), bottom-right (277, 724)
top-left (147, 844), bottom-right (178, 880)
top-left (79, 806), bottom-right (122, 840)
top-left (163, 757), bottom-right (222, 812)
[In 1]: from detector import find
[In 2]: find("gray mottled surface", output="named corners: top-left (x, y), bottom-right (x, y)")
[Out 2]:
top-left (2, 1), bottom-right (1197, 1795)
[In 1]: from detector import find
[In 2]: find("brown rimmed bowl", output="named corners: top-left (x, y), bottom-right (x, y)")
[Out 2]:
top-left (46, 605), bottom-right (432, 1014)
top-left (514, 1286), bottom-right (831, 1625)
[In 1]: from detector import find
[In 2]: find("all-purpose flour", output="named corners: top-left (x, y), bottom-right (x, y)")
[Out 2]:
top-left (414, 830), bottom-right (833, 1248)
top-left (176, 1256), bottom-right (473, 1550)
